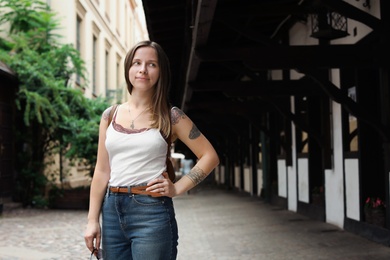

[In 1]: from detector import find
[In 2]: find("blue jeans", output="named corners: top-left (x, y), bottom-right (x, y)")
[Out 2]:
top-left (102, 190), bottom-right (178, 260)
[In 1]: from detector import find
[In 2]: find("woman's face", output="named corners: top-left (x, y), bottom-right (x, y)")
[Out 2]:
top-left (128, 46), bottom-right (160, 93)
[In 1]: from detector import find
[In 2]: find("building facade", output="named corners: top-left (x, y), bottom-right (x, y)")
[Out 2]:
top-left (46, 0), bottom-right (148, 188)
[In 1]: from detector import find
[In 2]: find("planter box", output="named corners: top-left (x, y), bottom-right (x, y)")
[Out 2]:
top-left (365, 208), bottom-right (386, 227)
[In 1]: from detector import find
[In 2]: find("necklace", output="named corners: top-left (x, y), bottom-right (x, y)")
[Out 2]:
top-left (128, 105), bottom-right (150, 129)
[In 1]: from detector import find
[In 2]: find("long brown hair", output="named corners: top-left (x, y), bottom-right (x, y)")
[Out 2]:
top-left (124, 41), bottom-right (171, 138)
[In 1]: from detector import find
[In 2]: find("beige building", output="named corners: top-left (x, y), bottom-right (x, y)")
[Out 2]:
top-left (46, 0), bottom-right (149, 188)
top-left (50, 0), bottom-right (148, 101)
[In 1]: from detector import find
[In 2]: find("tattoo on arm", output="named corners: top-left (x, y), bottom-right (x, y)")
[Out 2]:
top-left (189, 123), bottom-right (201, 139)
top-left (186, 166), bottom-right (207, 186)
top-left (170, 107), bottom-right (201, 139)
top-left (171, 107), bottom-right (186, 125)
top-left (103, 109), bottom-right (110, 121)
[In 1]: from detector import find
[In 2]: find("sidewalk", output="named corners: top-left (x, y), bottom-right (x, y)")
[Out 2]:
top-left (1, 186), bottom-right (390, 259)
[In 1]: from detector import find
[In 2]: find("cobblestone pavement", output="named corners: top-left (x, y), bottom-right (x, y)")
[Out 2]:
top-left (1, 186), bottom-right (390, 259)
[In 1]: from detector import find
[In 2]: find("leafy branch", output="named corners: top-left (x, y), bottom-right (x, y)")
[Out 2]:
top-left (0, 0), bottom-right (110, 206)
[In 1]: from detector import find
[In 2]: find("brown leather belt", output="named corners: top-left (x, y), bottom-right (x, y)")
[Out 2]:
top-left (109, 186), bottom-right (162, 197)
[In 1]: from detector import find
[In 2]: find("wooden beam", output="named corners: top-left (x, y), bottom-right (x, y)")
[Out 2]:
top-left (182, 0), bottom-right (218, 111)
top-left (303, 68), bottom-right (390, 142)
top-left (189, 79), bottom-right (319, 96)
top-left (216, 3), bottom-right (307, 17)
top-left (186, 99), bottom-right (324, 146)
top-left (195, 44), bottom-right (389, 69)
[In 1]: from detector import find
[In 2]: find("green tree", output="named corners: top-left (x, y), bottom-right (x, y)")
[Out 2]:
top-left (0, 0), bottom-right (110, 206)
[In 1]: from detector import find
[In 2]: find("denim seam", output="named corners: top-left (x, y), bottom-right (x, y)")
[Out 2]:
top-left (164, 199), bottom-right (176, 260)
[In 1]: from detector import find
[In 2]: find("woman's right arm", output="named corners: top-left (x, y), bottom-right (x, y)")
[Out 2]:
top-left (84, 108), bottom-right (112, 253)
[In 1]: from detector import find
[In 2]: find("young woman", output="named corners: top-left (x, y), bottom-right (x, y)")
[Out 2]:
top-left (84, 41), bottom-right (219, 259)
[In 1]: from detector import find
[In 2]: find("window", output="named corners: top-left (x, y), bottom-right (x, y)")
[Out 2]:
top-left (76, 16), bottom-right (82, 85)
top-left (105, 50), bottom-right (109, 94)
top-left (116, 56), bottom-right (123, 102)
top-left (116, 58), bottom-right (120, 89)
top-left (76, 1), bottom-right (86, 88)
top-left (92, 35), bottom-right (97, 95)
top-left (347, 86), bottom-right (358, 152)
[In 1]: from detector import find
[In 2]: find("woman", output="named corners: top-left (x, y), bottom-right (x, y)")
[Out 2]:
top-left (84, 41), bottom-right (219, 259)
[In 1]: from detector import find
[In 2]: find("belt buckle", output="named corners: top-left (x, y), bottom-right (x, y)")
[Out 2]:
top-left (116, 187), bottom-right (120, 193)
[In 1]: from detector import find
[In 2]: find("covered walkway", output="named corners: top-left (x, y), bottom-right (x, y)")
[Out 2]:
top-left (175, 185), bottom-right (390, 259)
top-left (1, 184), bottom-right (390, 259)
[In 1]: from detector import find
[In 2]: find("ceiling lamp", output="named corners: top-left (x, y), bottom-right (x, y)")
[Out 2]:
top-left (310, 10), bottom-right (349, 40)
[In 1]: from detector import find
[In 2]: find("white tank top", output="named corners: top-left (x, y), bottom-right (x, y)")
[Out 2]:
top-left (105, 108), bottom-right (167, 186)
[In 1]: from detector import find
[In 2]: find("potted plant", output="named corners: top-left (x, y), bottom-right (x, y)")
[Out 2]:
top-left (364, 197), bottom-right (386, 227)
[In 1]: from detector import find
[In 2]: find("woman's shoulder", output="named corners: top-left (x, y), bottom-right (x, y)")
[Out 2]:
top-left (171, 106), bottom-right (191, 125)
top-left (102, 104), bottom-right (121, 122)
top-left (170, 106), bottom-right (185, 115)
top-left (170, 106), bottom-right (187, 125)
top-left (103, 104), bottom-right (116, 114)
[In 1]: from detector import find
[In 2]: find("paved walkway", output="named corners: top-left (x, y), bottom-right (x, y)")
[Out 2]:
top-left (1, 186), bottom-right (390, 259)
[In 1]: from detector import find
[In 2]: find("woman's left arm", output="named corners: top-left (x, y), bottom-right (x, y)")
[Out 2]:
top-left (169, 107), bottom-right (219, 195)
top-left (147, 107), bottom-right (219, 197)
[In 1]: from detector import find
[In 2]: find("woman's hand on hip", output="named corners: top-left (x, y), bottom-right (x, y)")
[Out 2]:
top-left (146, 172), bottom-right (176, 197)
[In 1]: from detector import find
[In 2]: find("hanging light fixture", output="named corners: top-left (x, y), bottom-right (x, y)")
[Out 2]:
top-left (310, 8), bottom-right (349, 40)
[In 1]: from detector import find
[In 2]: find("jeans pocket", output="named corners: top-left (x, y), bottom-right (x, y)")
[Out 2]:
top-left (132, 195), bottom-right (164, 206)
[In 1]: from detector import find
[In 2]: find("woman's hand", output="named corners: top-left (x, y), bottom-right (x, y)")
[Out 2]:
top-left (146, 172), bottom-right (177, 197)
top-left (84, 221), bottom-right (101, 255)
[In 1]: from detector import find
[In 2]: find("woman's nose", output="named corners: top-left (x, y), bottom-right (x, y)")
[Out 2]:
top-left (139, 64), bottom-right (147, 74)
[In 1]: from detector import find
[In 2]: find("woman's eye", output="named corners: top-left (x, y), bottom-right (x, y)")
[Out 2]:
top-left (133, 61), bottom-right (140, 65)
top-left (148, 63), bottom-right (157, 67)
